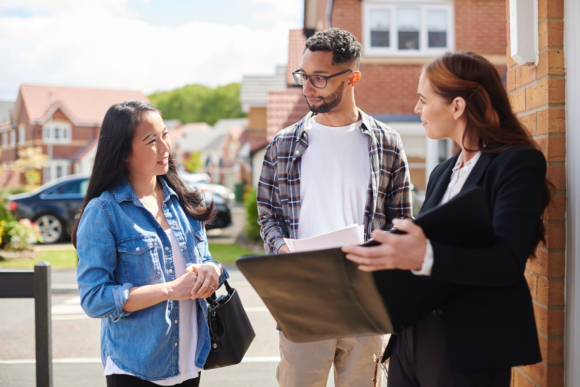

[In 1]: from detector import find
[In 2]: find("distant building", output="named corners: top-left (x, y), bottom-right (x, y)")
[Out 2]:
top-left (0, 84), bottom-right (148, 186)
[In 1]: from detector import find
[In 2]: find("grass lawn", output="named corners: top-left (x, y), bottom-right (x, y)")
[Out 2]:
top-left (0, 244), bottom-right (260, 269)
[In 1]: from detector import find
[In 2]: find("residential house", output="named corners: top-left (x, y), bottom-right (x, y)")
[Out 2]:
top-left (169, 122), bottom-right (212, 171)
top-left (240, 66), bottom-right (287, 187)
top-left (0, 84), bottom-right (148, 186)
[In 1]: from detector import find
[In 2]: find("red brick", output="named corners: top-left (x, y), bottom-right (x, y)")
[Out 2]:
top-left (527, 250), bottom-right (565, 278)
top-left (537, 109), bottom-right (566, 135)
top-left (525, 272), bottom-right (538, 300)
top-left (515, 65), bottom-right (536, 88)
top-left (539, 21), bottom-right (564, 49)
top-left (513, 368), bottom-right (535, 387)
top-left (538, 0), bottom-right (564, 21)
top-left (544, 194), bottom-right (567, 221)
top-left (537, 136), bottom-right (566, 162)
top-left (537, 50), bottom-right (565, 78)
top-left (537, 277), bottom-right (565, 306)
top-left (518, 113), bottom-right (536, 136)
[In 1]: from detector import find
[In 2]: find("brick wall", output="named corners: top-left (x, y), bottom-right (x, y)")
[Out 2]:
top-left (505, 0), bottom-right (566, 386)
top-left (330, 0), bottom-right (507, 115)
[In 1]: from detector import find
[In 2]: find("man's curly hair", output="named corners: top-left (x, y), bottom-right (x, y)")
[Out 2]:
top-left (304, 28), bottom-right (362, 68)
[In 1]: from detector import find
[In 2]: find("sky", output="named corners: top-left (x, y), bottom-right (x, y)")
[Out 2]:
top-left (0, 0), bottom-right (303, 100)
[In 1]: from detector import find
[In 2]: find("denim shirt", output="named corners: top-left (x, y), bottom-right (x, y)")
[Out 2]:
top-left (76, 176), bottom-right (229, 381)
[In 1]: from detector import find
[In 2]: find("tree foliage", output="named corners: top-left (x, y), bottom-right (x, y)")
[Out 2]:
top-left (149, 83), bottom-right (246, 125)
top-left (184, 151), bottom-right (203, 173)
top-left (13, 147), bottom-right (48, 187)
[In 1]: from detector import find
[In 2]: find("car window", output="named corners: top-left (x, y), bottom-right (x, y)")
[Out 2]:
top-left (45, 180), bottom-right (86, 196)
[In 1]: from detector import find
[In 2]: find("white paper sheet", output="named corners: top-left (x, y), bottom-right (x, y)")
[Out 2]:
top-left (283, 224), bottom-right (365, 253)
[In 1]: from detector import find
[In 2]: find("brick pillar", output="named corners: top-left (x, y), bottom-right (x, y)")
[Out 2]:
top-left (506, 0), bottom-right (566, 386)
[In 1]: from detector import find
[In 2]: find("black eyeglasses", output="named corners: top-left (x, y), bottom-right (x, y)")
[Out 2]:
top-left (292, 69), bottom-right (355, 89)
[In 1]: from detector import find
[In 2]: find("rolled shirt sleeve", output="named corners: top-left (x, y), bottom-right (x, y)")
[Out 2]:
top-left (76, 203), bottom-right (133, 321)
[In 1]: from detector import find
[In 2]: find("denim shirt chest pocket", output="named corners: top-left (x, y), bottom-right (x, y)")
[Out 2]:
top-left (116, 236), bottom-right (162, 285)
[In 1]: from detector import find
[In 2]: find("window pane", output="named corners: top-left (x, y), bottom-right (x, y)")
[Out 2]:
top-left (397, 8), bottom-right (420, 30)
top-left (429, 31), bottom-right (447, 48)
top-left (399, 31), bottom-right (419, 50)
top-left (427, 10), bottom-right (447, 30)
top-left (371, 31), bottom-right (390, 47)
top-left (54, 127), bottom-right (60, 139)
top-left (370, 10), bottom-right (390, 29)
top-left (398, 8), bottom-right (420, 50)
top-left (56, 166), bottom-right (63, 179)
top-left (428, 10), bottom-right (448, 48)
top-left (370, 9), bottom-right (390, 47)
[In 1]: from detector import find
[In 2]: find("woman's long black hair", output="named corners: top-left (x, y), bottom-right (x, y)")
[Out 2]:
top-left (71, 100), bottom-right (214, 247)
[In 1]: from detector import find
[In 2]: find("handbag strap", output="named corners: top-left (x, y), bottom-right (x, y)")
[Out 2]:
top-left (207, 280), bottom-right (233, 305)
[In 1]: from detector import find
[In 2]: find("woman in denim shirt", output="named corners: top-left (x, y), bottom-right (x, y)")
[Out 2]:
top-left (73, 101), bottom-right (228, 387)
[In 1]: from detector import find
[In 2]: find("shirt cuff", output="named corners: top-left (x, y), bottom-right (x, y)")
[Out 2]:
top-left (411, 239), bottom-right (434, 276)
top-left (111, 283), bottom-right (133, 322)
top-left (272, 237), bottom-right (287, 254)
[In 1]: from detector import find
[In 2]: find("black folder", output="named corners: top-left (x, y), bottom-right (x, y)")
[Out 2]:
top-left (236, 187), bottom-right (494, 343)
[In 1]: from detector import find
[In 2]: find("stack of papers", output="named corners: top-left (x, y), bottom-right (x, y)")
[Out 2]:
top-left (283, 224), bottom-right (365, 253)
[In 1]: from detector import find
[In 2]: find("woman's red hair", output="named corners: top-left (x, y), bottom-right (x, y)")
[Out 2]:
top-left (423, 51), bottom-right (553, 253)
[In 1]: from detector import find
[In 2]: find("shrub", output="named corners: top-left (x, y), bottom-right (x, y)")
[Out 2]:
top-left (244, 187), bottom-right (261, 241)
top-left (1, 219), bottom-right (42, 250)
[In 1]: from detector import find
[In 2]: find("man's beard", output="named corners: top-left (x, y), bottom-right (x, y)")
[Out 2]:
top-left (305, 82), bottom-right (344, 114)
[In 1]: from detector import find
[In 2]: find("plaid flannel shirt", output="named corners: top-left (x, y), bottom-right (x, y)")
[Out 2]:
top-left (257, 109), bottom-right (413, 253)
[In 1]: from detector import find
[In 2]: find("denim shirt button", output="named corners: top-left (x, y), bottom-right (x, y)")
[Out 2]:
top-left (174, 319), bottom-right (178, 324)
top-left (133, 200), bottom-right (139, 205)
top-left (168, 269), bottom-right (173, 274)
top-left (174, 342), bottom-right (178, 347)
top-left (136, 247), bottom-right (140, 252)
top-left (183, 245), bottom-right (187, 250)
top-left (165, 246), bottom-right (170, 251)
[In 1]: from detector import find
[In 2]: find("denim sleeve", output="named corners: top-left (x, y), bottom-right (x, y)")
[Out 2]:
top-left (199, 227), bottom-right (229, 286)
top-left (76, 202), bottom-right (133, 321)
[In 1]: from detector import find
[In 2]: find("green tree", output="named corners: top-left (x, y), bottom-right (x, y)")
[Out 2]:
top-left (184, 151), bottom-right (203, 173)
top-left (244, 187), bottom-right (261, 241)
top-left (13, 147), bottom-right (48, 187)
top-left (149, 83), bottom-right (246, 125)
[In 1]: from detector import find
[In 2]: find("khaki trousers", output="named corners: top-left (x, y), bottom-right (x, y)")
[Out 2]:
top-left (277, 332), bottom-right (387, 387)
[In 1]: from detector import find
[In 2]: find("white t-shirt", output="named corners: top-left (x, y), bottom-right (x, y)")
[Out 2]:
top-left (297, 117), bottom-right (370, 239)
top-left (104, 228), bottom-right (201, 385)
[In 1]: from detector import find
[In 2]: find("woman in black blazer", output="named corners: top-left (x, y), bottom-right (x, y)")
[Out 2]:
top-left (343, 51), bottom-right (552, 387)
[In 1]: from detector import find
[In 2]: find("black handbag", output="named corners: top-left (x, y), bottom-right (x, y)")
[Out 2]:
top-left (203, 280), bottom-right (256, 370)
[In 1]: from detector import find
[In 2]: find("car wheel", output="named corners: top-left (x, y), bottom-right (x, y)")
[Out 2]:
top-left (35, 214), bottom-right (65, 244)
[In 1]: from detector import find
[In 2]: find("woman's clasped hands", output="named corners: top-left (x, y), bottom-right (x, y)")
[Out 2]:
top-left (185, 263), bottom-right (220, 299)
top-left (342, 218), bottom-right (428, 272)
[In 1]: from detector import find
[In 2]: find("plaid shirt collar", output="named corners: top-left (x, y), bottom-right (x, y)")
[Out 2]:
top-left (292, 109), bottom-right (375, 143)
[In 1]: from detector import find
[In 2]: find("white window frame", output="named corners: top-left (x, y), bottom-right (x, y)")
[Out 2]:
top-left (19, 125), bottom-right (25, 145)
top-left (42, 122), bottom-right (72, 144)
top-left (10, 130), bottom-right (16, 147)
top-left (43, 160), bottom-right (70, 183)
top-left (363, 1), bottom-right (455, 57)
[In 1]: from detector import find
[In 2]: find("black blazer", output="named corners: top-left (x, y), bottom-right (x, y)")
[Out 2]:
top-left (421, 145), bottom-right (545, 370)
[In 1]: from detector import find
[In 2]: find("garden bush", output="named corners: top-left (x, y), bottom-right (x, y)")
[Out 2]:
top-left (244, 187), bottom-right (261, 241)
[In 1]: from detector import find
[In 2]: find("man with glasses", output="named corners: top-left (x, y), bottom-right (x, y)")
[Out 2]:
top-left (257, 28), bottom-right (412, 387)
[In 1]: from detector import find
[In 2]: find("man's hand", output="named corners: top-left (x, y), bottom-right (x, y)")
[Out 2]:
top-left (278, 244), bottom-right (291, 254)
top-left (186, 264), bottom-right (220, 299)
top-left (342, 218), bottom-right (427, 272)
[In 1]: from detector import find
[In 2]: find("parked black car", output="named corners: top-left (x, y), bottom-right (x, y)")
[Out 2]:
top-left (8, 174), bottom-right (89, 244)
top-left (9, 175), bottom-right (232, 244)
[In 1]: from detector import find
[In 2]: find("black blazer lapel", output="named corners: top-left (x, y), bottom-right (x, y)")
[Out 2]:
top-left (420, 155), bottom-right (458, 213)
